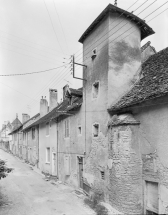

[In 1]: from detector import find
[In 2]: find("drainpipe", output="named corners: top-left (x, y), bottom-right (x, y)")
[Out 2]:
top-left (56, 120), bottom-right (59, 179)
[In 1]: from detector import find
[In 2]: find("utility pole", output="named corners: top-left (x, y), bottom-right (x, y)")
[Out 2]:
top-left (71, 55), bottom-right (87, 81)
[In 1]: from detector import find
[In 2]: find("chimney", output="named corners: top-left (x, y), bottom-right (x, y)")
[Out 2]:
top-left (40, 96), bottom-right (48, 117)
top-left (49, 89), bottom-right (58, 111)
top-left (22, 113), bottom-right (30, 124)
top-left (63, 84), bottom-right (69, 101)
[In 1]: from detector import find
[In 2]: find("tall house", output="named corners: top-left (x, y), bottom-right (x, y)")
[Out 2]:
top-left (78, 3), bottom-right (154, 210)
top-left (79, 4), bottom-right (154, 108)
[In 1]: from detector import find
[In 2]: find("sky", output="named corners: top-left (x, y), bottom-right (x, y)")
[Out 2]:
top-left (0, 0), bottom-right (168, 126)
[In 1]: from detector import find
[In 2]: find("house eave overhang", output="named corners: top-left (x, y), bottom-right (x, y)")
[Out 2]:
top-left (78, 4), bottom-right (154, 44)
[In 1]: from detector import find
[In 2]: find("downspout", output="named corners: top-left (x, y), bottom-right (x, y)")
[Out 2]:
top-left (56, 119), bottom-right (59, 179)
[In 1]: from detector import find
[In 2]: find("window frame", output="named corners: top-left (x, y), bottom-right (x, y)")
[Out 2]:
top-left (64, 119), bottom-right (70, 138)
top-left (46, 147), bottom-right (50, 163)
top-left (32, 127), bottom-right (35, 140)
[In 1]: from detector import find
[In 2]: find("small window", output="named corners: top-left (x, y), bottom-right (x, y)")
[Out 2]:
top-left (92, 81), bottom-right (99, 99)
top-left (91, 48), bottom-right (97, 60)
top-left (100, 171), bottom-right (105, 180)
top-left (46, 122), bottom-right (49, 136)
top-left (78, 126), bottom-right (82, 135)
top-left (65, 119), bottom-right (70, 138)
top-left (46, 147), bottom-right (50, 163)
top-left (93, 123), bottom-right (99, 137)
top-left (32, 128), bottom-right (35, 140)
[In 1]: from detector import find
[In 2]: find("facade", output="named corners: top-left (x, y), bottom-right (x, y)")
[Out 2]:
top-left (109, 47), bottom-right (168, 214)
top-left (22, 113), bottom-right (40, 165)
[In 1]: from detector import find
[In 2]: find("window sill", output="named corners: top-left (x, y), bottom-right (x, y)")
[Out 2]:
top-left (45, 162), bottom-right (50, 164)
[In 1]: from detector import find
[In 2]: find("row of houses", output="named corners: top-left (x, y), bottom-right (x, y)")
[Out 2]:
top-left (1, 3), bottom-right (168, 214)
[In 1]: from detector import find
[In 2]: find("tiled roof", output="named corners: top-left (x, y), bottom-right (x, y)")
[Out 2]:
top-left (109, 47), bottom-right (168, 112)
top-left (23, 93), bottom-right (83, 129)
top-left (79, 4), bottom-right (154, 43)
top-left (69, 88), bottom-right (83, 97)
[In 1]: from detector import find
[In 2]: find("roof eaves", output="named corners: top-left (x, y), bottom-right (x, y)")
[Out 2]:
top-left (79, 4), bottom-right (154, 43)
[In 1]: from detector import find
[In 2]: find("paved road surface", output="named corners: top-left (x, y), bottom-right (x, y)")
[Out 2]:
top-left (0, 149), bottom-right (94, 215)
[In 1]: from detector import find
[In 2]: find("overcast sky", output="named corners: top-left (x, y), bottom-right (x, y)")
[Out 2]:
top-left (0, 0), bottom-right (168, 126)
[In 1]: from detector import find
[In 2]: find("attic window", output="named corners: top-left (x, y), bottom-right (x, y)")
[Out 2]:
top-left (92, 81), bottom-right (99, 99)
top-left (100, 171), bottom-right (105, 180)
top-left (93, 123), bottom-right (99, 137)
top-left (91, 48), bottom-right (97, 60)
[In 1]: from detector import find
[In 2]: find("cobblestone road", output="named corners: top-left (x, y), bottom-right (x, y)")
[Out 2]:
top-left (0, 149), bottom-right (94, 215)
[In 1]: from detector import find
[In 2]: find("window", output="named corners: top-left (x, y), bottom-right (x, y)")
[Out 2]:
top-left (46, 122), bottom-right (49, 136)
top-left (32, 128), bottom-right (35, 140)
top-left (93, 123), bottom-right (99, 137)
top-left (100, 171), bottom-right (105, 180)
top-left (65, 119), bottom-right (70, 138)
top-left (46, 147), bottom-right (50, 163)
top-left (92, 81), bottom-right (99, 99)
top-left (78, 126), bottom-right (82, 135)
top-left (91, 48), bottom-right (97, 60)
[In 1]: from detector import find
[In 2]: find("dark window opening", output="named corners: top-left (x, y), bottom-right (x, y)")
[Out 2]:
top-left (78, 126), bottom-right (82, 135)
top-left (92, 82), bottom-right (99, 99)
top-left (93, 124), bottom-right (99, 137)
top-left (32, 128), bottom-right (35, 140)
top-left (100, 171), bottom-right (105, 180)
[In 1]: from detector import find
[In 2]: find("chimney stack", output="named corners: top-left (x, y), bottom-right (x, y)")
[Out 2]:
top-left (40, 96), bottom-right (48, 117)
top-left (63, 84), bottom-right (69, 101)
top-left (49, 89), bottom-right (58, 111)
top-left (22, 113), bottom-right (30, 124)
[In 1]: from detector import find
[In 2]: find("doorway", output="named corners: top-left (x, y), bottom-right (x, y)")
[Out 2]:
top-left (78, 156), bottom-right (83, 189)
top-left (52, 152), bottom-right (57, 176)
top-left (145, 181), bottom-right (159, 214)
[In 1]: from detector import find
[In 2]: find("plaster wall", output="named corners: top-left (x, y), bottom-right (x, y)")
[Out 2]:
top-left (81, 13), bottom-right (110, 198)
top-left (57, 110), bottom-right (85, 187)
top-left (132, 97), bottom-right (168, 213)
top-left (39, 121), bottom-right (57, 175)
top-left (108, 13), bottom-right (141, 107)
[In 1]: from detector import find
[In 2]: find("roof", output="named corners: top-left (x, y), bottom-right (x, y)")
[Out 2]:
top-left (141, 41), bottom-right (156, 54)
top-left (108, 114), bottom-right (140, 127)
top-left (79, 4), bottom-right (154, 43)
top-left (22, 113), bottom-right (40, 131)
top-left (109, 47), bottom-right (168, 112)
top-left (11, 117), bottom-right (22, 129)
top-left (22, 93), bottom-right (83, 130)
top-left (69, 88), bottom-right (83, 97)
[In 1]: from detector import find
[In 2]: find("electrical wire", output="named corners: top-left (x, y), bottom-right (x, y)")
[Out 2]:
top-left (53, 0), bottom-right (70, 53)
top-left (43, 0), bottom-right (65, 55)
top-left (75, 0), bottom-right (149, 60)
top-left (0, 39), bottom-right (65, 63)
top-left (0, 81), bottom-right (39, 102)
top-left (75, 1), bottom-right (168, 63)
top-left (73, 0), bottom-right (140, 56)
top-left (0, 64), bottom-right (68, 76)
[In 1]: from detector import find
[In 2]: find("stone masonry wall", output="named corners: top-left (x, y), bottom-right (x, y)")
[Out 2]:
top-left (108, 124), bottom-right (143, 214)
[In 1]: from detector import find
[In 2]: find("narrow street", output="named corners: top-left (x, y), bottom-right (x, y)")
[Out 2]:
top-left (0, 149), bottom-right (94, 215)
